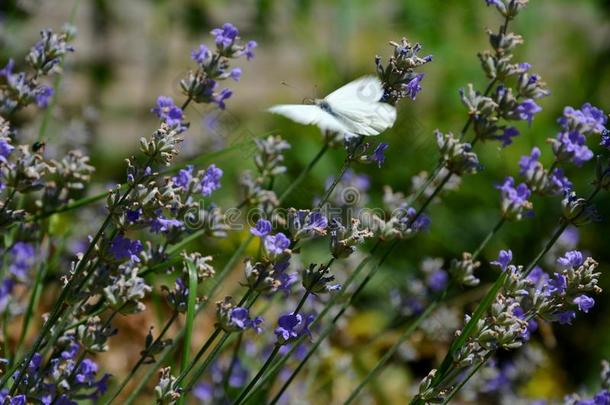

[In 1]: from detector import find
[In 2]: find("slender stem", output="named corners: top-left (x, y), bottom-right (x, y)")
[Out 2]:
top-left (173, 328), bottom-right (222, 387)
top-left (317, 160), bottom-right (350, 209)
top-left (183, 332), bottom-right (231, 391)
top-left (104, 312), bottom-right (178, 404)
top-left (234, 345), bottom-right (281, 405)
top-left (124, 341), bottom-right (174, 405)
top-left (441, 352), bottom-right (491, 404)
top-left (177, 261), bottom-right (199, 405)
top-left (6, 147), bottom-right (153, 393)
top-left (343, 298), bottom-right (442, 404)
top-left (15, 262), bottom-right (46, 353)
top-left (471, 216), bottom-right (506, 260)
top-left (223, 333), bottom-right (243, 392)
top-left (278, 142), bottom-right (330, 204)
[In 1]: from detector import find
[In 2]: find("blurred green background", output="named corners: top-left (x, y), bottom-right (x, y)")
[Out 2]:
top-left (1, 0), bottom-right (610, 402)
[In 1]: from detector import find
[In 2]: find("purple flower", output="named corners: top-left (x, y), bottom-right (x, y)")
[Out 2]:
top-left (513, 306), bottom-right (538, 340)
top-left (228, 307), bottom-right (251, 330)
top-left (0, 59), bottom-right (15, 77)
top-left (556, 131), bottom-right (593, 166)
top-left (548, 273), bottom-right (567, 295)
top-left (497, 176), bottom-right (532, 211)
top-left (251, 219), bottom-right (272, 238)
top-left (264, 233), bottom-right (290, 255)
top-left (556, 310), bottom-right (576, 325)
top-left (601, 129), bottom-right (610, 149)
top-left (574, 295), bottom-right (595, 313)
top-left (0, 279), bottom-right (15, 313)
top-left (404, 73), bottom-right (424, 100)
top-left (490, 249), bottom-right (512, 271)
top-left (557, 250), bottom-right (584, 268)
top-left (275, 313), bottom-right (314, 345)
top-left (75, 359), bottom-right (98, 384)
top-left (230, 67), bottom-right (242, 81)
top-left (214, 88), bottom-right (232, 110)
top-left (559, 103), bottom-right (607, 135)
top-left (518, 147), bottom-right (541, 176)
top-left (548, 168), bottom-right (572, 195)
top-left (211, 23), bottom-right (239, 47)
top-left (34, 85), bottom-right (53, 108)
top-left (9, 242), bottom-right (35, 280)
top-left (172, 165), bottom-right (194, 189)
top-left (485, 0), bottom-right (503, 6)
top-left (426, 269), bottom-right (448, 292)
top-left (593, 390), bottom-right (610, 405)
top-left (496, 126), bottom-right (520, 147)
top-left (200, 164), bottom-right (223, 196)
top-left (371, 143), bottom-right (389, 168)
top-left (191, 44), bottom-right (211, 64)
top-left (398, 207), bottom-right (431, 233)
top-left (0, 138), bottom-right (14, 162)
top-left (8, 395), bottom-right (26, 405)
top-left (149, 216), bottom-right (183, 233)
top-left (109, 235), bottom-right (143, 262)
top-left (151, 96), bottom-right (183, 127)
top-left (251, 316), bottom-right (264, 334)
top-left (244, 40), bottom-right (257, 60)
top-left (516, 99), bottom-right (542, 125)
top-left (126, 209), bottom-right (142, 223)
top-left (527, 266), bottom-right (549, 285)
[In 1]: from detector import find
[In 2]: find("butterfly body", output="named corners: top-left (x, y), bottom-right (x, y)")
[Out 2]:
top-left (269, 76), bottom-right (396, 138)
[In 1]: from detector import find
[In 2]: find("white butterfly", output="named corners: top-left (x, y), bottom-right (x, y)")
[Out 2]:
top-left (268, 76), bottom-right (396, 138)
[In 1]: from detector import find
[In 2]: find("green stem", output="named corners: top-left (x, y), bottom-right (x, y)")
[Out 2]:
top-left (177, 261), bottom-right (199, 405)
top-left (243, 247), bottom-right (381, 404)
top-left (183, 332), bottom-right (231, 391)
top-left (441, 353), bottom-right (491, 404)
top-left (317, 159), bottom-right (350, 209)
top-left (471, 216), bottom-right (506, 260)
top-left (343, 298), bottom-right (442, 405)
top-left (278, 142), bottom-right (330, 204)
top-left (234, 345), bottom-right (281, 405)
top-left (104, 312), bottom-right (178, 404)
top-left (222, 333), bottom-right (243, 392)
top-left (174, 328), bottom-right (222, 388)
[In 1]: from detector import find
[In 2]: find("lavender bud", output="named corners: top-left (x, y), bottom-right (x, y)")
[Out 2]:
top-left (435, 130), bottom-right (480, 175)
top-left (450, 252), bottom-right (481, 287)
top-left (302, 263), bottom-right (340, 294)
top-left (154, 367), bottom-right (181, 405)
top-left (561, 192), bottom-right (600, 226)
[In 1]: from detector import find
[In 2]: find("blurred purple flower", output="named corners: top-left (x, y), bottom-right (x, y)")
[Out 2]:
top-left (200, 164), bottom-right (223, 197)
top-left (491, 249), bottom-right (512, 271)
top-left (211, 23), bottom-right (239, 47)
top-left (574, 295), bottom-right (595, 313)
top-left (264, 233), bottom-right (290, 255)
top-left (251, 219), bottom-right (272, 238)
top-left (109, 235), bottom-right (143, 262)
top-left (404, 73), bottom-right (424, 100)
top-left (516, 99), bottom-right (542, 125)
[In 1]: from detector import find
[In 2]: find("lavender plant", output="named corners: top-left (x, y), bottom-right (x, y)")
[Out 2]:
top-left (0, 1), bottom-right (608, 404)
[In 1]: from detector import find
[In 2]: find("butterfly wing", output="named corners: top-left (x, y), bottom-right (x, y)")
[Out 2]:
top-left (325, 76), bottom-right (396, 136)
top-left (268, 104), bottom-right (354, 136)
